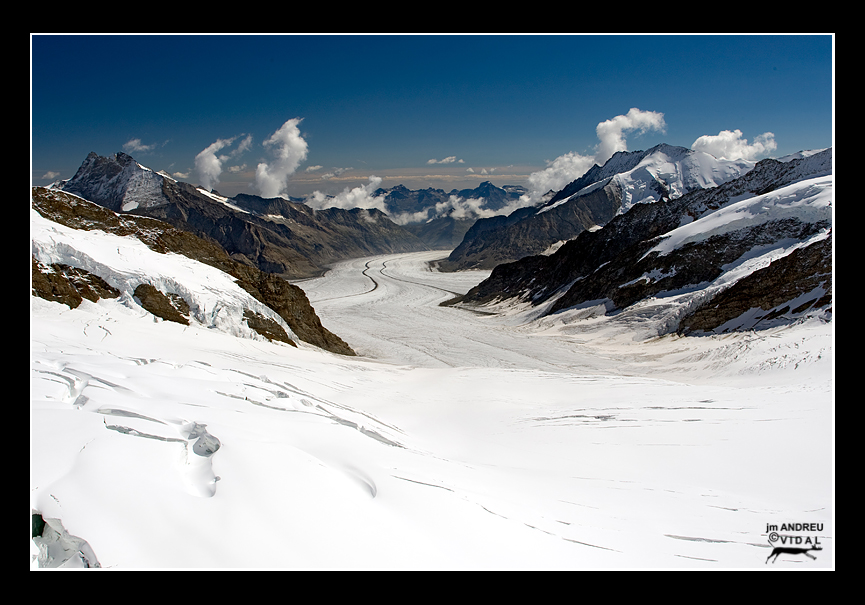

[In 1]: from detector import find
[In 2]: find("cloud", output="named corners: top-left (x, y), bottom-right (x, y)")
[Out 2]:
top-left (435, 195), bottom-right (499, 221)
top-left (691, 129), bottom-right (777, 160)
top-left (305, 165), bottom-right (324, 172)
top-left (194, 133), bottom-right (254, 190)
top-left (304, 176), bottom-right (388, 213)
top-left (524, 151), bottom-right (598, 201)
top-left (519, 107), bottom-right (667, 207)
top-left (427, 156), bottom-right (464, 164)
top-left (388, 193), bottom-right (528, 226)
top-left (321, 167), bottom-right (353, 180)
top-left (123, 138), bottom-right (157, 154)
top-left (195, 137), bottom-right (238, 191)
top-left (41, 170), bottom-right (60, 180)
top-left (255, 118), bottom-right (309, 198)
top-left (594, 107), bottom-right (667, 164)
top-left (195, 138), bottom-right (231, 191)
top-left (235, 134), bottom-right (253, 155)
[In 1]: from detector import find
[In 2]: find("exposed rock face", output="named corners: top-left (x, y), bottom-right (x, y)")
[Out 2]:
top-left (32, 186), bottom-right (355, 356)
top-left (32, 258), bottom-right (121, 309)
top-left (133, 283), bottom-right (191, 326)
top-left (62, 151), bottom-right (168, 212)
top-left (142, 181), bottom-right (323, 278)
top-left (242, 310), bottom-right (296, 346)
top-left (678, 234), bottom-right (832, 334)
top-left (437, 181), bottom-right (620, 271)
top-left (454, 149), bottom-right (832, 335)
top-left (548, 218), bottom-right (827, 315)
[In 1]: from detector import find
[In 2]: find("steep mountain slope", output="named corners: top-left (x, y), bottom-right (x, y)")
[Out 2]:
top-left (59, 152), bottom-right (429, 279)
top-left (31, 186), bottom-right (355, 356)
top-left (453, 149), bottom-right (832, 336)
top-left (440, 145), bottom-right (755, 272)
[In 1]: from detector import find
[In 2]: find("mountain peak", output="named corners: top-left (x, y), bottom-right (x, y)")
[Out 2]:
top-left (62, 151), bottom-right (167, 213)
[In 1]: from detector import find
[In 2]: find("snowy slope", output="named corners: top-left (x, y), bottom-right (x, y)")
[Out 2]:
top-left (31, 207), bottom-right (299, 345)
top-left (645, 174), bottom-right (832, 258)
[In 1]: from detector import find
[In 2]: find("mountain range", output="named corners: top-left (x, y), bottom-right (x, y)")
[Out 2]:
top-left (44, 146), bottom-right (833, 339)
top-left (450, 148), bottom-right (832, 336)
top-left (30, 141), bottom-right (834, 569)
top-left (55, 152), bottom-right (537, 277)
top-left (58, 152), bottom-right (430, 279)
top-left (438, 144), bottom-right (758, 272)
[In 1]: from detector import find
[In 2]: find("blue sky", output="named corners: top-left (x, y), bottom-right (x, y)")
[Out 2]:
top-left (31, 34), bottom-right (834, 199)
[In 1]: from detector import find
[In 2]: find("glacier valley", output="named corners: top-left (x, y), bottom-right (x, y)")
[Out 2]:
top-left (31, 224), bottom-right (833, 568)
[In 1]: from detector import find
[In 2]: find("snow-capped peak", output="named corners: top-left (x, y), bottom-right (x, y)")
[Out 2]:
top-left (612, 145), bottom-right (755, 214)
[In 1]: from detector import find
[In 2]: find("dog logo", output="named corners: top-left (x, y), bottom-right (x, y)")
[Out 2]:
top-left (765, 544), bottom-right (822, 564)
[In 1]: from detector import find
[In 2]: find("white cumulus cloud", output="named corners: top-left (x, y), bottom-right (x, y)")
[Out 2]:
top-left (194, 134), bottom-right (254, 191)
top-left (525, 152), bottom-right (597, 201)
top-left (691, 129), bottom-right (777, 160)
top-left (435, 195), bottom-right (498, 221)
top-left (255, 118), bottom-right (309, 199)
top-left (594, 107), bottom-right (667, 164)
top-left (195, 138), bottom-right (234, 191)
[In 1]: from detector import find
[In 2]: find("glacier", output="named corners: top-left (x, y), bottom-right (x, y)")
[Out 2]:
top-left (31, 198), bottom-right (833, 569)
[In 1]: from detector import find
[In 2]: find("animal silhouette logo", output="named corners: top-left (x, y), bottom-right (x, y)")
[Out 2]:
top-left (765, 543), bottom-right (822, 564)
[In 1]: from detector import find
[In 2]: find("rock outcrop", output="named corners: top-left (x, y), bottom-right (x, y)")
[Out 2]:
top-left (31, 258), bottom-right (121, 309)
